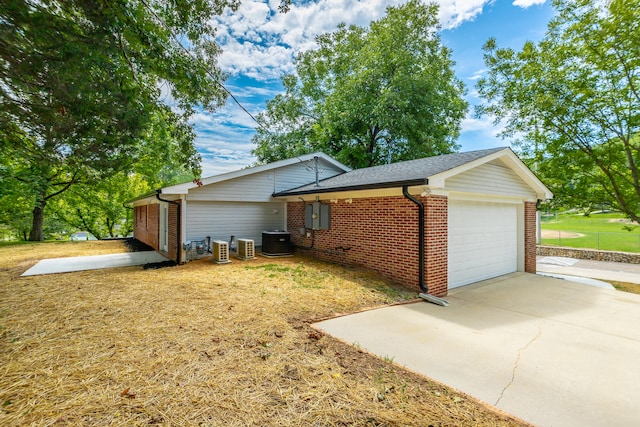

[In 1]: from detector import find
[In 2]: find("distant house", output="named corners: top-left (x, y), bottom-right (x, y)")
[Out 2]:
top-left (131, 148), bottom-right (552, 297)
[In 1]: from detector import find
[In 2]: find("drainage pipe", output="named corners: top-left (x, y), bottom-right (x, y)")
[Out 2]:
top-left (402, 185), bottom-right (428, 294)
top-left (156, 191), bottom-right (182, 264)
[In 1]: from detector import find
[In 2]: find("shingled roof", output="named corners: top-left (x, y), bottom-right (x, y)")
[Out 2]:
top-left (273, 147), bottom-right (508, 197)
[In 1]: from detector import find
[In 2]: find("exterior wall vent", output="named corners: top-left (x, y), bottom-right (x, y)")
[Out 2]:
top-left (212, 240), bottom-right (231, 264)
top-left (237, 239), bottom-right (256, 260)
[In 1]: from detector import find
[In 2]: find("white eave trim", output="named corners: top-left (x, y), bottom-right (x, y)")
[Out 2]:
top-left (160, 152), bottom-right (351, 195)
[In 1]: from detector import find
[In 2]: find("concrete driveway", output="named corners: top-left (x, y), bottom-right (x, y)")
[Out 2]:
top-left (314, 273), bottom-right (640, 427)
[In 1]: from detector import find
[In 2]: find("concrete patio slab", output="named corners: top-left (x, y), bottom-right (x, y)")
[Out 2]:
top-left (21, 251), bottom-right (169, 276)
top-left (314, 273), bottom-right (640, 427)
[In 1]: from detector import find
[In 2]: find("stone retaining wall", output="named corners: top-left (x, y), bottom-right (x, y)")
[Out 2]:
top-left (537, 245), bottom-right (640, 264)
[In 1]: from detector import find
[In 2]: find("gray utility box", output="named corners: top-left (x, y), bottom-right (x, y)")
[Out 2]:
top-left (305, 202), bottom-right (330, 230)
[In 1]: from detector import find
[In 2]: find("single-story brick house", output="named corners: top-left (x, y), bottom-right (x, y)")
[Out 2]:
top-left (131, 147), bottom-right (552, 297)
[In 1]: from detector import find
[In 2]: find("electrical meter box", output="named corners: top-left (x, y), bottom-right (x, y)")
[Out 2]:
top-left (305, 202), bottom-right (330, 230)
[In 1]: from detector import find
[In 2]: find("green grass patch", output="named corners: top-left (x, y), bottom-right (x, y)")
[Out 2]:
top-left (244, 262), bottom-right (326, 289)
top-left (609, 281), bottom-right (640, 295)
top-left (541, 212), bottom-right (640, 252)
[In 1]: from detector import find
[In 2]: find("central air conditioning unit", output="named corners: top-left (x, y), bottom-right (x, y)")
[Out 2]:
top-left (237, 239), bottom-right (255, 260)
top-left (262, 231), bottom-right (291, 256)
top-left (212, 240), bottom-right (230, 264)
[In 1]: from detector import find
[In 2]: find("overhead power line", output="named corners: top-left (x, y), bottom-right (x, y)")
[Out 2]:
top-left (139, 0), bottom-right (266, 131)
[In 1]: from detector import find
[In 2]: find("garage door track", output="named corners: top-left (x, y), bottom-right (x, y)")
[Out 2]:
top-left (314, 273), bottom-right (640, 427)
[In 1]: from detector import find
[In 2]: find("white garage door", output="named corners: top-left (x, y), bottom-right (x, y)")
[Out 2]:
top-left (448, 200), bottom-right (518, 289)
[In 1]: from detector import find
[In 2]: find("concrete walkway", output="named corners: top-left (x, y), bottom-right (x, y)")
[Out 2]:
top-left (314, 273), bottom-right (640, 427)
top-left (21, 251), bottom-right (169, 276)
top-left (537, 256), bottom-right (640, 284)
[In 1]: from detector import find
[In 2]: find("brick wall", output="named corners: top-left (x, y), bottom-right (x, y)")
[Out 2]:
top-left (133, 203), bottom-right (180, 262)
top-left (133, 205), bottom-right (159, 250)
top-left (287, 195), bottom-right (449, 297)
top-left (524, 201), bottom-right (537, 273)
top-left (167, 203), bottom-right (179, 262)
top-left (424, 196), bottom-right (448, 296)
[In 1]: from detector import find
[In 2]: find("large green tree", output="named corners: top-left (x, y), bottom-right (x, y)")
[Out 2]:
top-left (48, 111), bottom-right (199, 241)
top-left (476, 0), bottom-right (640, 220)
top-left (252, 0), bottom-right (468, 169)
top-left (0, 0), bottom-right (237, 240)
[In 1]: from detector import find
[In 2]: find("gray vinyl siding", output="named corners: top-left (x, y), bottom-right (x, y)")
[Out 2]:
top-left (445, 161), bottom-right (536, 199)
top-left (186, 159), bottom-right (345, 202)
top-left (185, 201), bottom-right (285, 246)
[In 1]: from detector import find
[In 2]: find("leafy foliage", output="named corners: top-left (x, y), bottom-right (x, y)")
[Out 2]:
top-left (476, 0), bottom-right (640, 220)
top-left (252, 0), bottom-right (467, 169)
top-left (0, 0), bottom-right (238, 240)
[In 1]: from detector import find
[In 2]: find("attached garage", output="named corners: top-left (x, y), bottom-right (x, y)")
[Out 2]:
top-left (276, 147), bottom-right (552, 297)
top-left (131, 147), bottom-right (552, 299)
top-left (448, 200), bottom-right (519, 288)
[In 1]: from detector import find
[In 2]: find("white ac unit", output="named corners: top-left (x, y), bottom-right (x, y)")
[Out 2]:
top-left (212, 240), bottom-right (230, 264)
top-left (237, 239), bottom-right (255, 260)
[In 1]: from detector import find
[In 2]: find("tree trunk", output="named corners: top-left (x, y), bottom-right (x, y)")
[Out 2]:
top-left (29, 200), bottom-right (46, 241)
top-left (106, 217), bottom-right (115, 238)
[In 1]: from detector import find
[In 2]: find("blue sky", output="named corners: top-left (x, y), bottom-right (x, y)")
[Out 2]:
top-left (193, 0), bottom-right (556, 177)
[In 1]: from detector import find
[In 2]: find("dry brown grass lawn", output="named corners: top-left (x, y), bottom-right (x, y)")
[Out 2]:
top-left (0, 241), bottom-right (528, 426)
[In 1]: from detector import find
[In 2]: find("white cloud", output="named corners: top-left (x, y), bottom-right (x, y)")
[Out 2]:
top-left (213, 1), bottom-right (497, 79)
top-left (439, 0), bottom-right (491, 28)
top-left (460, 110), bottom-right (509, 136)
top-left (512, 0), bottom-right (546, 8)
top-left (461, 115), bottom-right (497, 133)
top-left (195, 128), bottom-right (258, 176)
top-left (196, 0), bottom-right (521, 173)
top-left (468, 69), bottom-right (487, 81)
top-left (199, 149), bottom-right (257, 177)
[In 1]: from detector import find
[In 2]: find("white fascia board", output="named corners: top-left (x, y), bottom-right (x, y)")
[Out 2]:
top-left (276, 185), bottom-right (436, 202)
top-left (498, 152), bottom-right (553, 200)
top-left (428, 148), bottom-right (553, 201)
top-left (131, 196), bottom-right (157, 207)
top-left (160, 152), bottom-right (350, 195)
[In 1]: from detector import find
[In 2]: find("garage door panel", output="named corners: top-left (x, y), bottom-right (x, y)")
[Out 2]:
top-left (448, 200), bottom-right (518, 288)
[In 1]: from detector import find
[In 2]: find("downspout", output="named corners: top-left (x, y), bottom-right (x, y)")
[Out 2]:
top-left (402, 186), bottom-right (427, 294)
top-left (402, 185), bottom-right (449, 306)
top-left (156, 191), bottom-right (181, 264)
